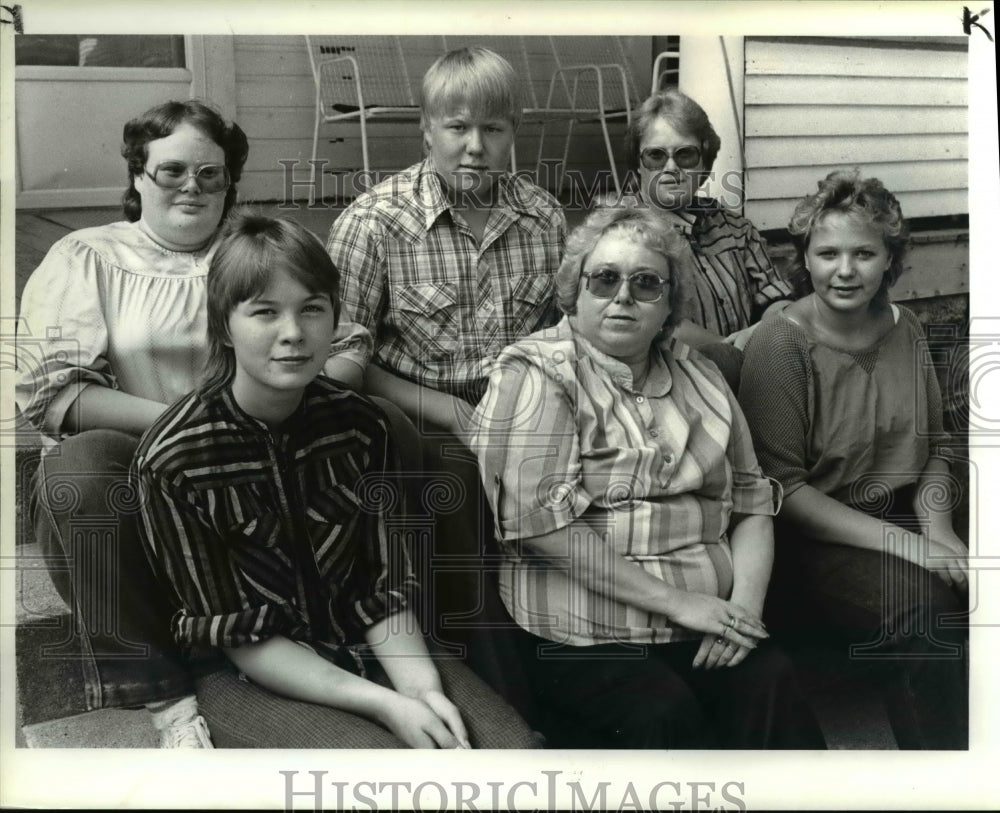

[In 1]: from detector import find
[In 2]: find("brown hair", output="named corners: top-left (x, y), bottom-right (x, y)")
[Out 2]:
top-left (121, 99), bottom-right (249, 222)
top-left (200, 210), bottom-right (340, 398)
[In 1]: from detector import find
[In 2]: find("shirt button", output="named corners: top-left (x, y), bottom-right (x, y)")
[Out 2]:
top-left (649, 429), bottom-right (659, 438)
top-left (635, 395), bottom-right (645, 404)
top-left (664, 453), bottom-right (674, 465)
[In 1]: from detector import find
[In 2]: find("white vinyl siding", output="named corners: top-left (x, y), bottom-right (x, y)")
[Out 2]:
top-left (743, 37), bottom-right (968, 232)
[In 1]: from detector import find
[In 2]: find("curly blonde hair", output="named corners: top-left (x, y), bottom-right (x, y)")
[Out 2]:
top-left (556, 204), bottom-right (689, 334)
top-left (787, 169), bottom-right (909, 301)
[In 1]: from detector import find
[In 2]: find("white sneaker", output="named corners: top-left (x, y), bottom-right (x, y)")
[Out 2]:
top-left (159, 715), bottom-right (214, 748)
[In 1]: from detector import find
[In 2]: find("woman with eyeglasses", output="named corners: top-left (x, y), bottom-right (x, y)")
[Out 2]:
top-left (470, 206), bottom-right (824, 748)
top-left (625, 89), bottom-right (792, 353)
top-left (15, 100), bottom-right (369, 748)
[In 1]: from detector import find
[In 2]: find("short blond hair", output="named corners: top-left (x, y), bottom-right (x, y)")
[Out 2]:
top-left (420, 46), bottom-right (521, 129)
top-left (556, 204), bottom-right (689, 334)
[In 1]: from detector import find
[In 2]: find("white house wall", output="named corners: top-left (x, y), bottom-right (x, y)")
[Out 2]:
top-left (743, 37), bottom-right (968, 232)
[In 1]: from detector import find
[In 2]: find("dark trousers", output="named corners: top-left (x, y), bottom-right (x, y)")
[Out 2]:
top-left (384, 413), bottom-right (540, 726)
top-left (768, 521), bottom-right (969, 750)
top-left (525, 638), bottom-right (826, 749)
top-left (31, 429), bottom-right (203, 709)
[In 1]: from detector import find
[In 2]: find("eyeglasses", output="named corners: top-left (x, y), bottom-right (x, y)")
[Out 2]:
top-left (582, 269), bottom-right (670, 303)
top-left (639, 146), bottom-right (702, 171)
top-left (146, 161), bottom-right (230, 193)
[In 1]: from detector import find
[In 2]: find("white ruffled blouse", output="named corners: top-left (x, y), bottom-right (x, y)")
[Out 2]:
top-left (16, 221), bottom-right (371, 439)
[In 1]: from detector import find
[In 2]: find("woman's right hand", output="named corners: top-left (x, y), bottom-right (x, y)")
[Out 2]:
top-left (693, 634), bottom-right (755, 670)
top-left (924, 534), bottom-right (969, 592)
top-left (379, 693), bottom-right (463, 749)
top-left (666, 591), bottom-right (769, 651)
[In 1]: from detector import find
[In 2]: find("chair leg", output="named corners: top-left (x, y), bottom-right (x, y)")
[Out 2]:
top-left (310, 103), bottom-right (321, 207)
top-left (599, 114), bottom-right (621, 196)
top-left (560, 120), bottom-right (575, 196)
top-left (359, 114), bottom-right (371, 178)
top-left (535, 122), bottom-right (549, 190)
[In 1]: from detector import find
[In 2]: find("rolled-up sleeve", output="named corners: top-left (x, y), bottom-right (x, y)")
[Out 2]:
top-left (724, 385), bottom-right (783, 517)
top-left (326, 319), bottom-right (374, 373)
top-left (136, 466), bottom-right (295, 649)
top-left (15, 238), bottom-right (116, 436)
top-left (472, 348), bottom-right (591, 540)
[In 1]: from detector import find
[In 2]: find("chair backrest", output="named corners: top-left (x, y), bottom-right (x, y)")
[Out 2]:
top-left (651, 49), bottom-right (681, 94)
top-left (547, 36), bottom-right (644, 115)
top-left (440, 35), bottom-right (542, 111)
top-left (306, 35), bottom-right (442, 113)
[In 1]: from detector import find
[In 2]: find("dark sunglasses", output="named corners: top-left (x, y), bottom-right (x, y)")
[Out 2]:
top-left (147, 161), bottom-right (230, 193)
top-left (582, 269), bottom-right (670, 303)
top-left (639, 146), bottom-right (702, 171)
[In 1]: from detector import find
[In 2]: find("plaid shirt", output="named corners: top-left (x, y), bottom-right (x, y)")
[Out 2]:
top-left (134, 378), bottom-right (416, 675)
top-left (471, 317), bottom-right (780, 647)
top-left (327, 161), bottom-right (566, 403)
top-left (674, 198), bottom-right (791, 338)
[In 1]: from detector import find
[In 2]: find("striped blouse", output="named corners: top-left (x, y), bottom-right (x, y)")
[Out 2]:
top-left (471, 317), bottom-right (780, 647)
top-left (133, 378), bottom-right (416, 674)
top-left (673, 197), bottom-right (791, 338)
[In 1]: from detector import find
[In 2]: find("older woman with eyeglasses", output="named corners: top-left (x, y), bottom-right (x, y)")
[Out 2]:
top-left (15, 99), bottom-right (369, 748)
top-left (470, 206), bottom-right (824, 749)
top-left (625, 88), bottom-right (791, 351)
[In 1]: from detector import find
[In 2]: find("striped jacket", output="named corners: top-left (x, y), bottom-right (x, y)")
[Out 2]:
top-left (672, 197), bottom-right (791, 337)
top-left (133, 378), bottom-right (416, 674)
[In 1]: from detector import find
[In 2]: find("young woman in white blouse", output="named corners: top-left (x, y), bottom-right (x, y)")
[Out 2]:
top-left (15, 99), bottom-right (367, 747)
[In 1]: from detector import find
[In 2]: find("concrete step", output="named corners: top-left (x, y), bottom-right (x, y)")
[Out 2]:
top-left (21, 709), bottom-right (157, 749)
top-left (15, 531), bottom-right (899, 749)
top-left (14, 457), bottom-right (901, 752)
top-left (14, 541), bottom-right (161, 748)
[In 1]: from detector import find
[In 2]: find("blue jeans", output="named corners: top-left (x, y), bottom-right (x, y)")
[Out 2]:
top-left (31, 429), bottom-right (215, 709)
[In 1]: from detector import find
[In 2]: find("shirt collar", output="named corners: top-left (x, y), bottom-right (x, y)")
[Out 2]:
top-left (413, 161), bottom-right (452, 231)
top-left (564, 316), bottom-right (673, 397)
top-left (213, 384), bottom-right (310, 438)
top-left (412, 160), bottom-right (535, 233)
top-left (671, 208), bottom-right (697, 236)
